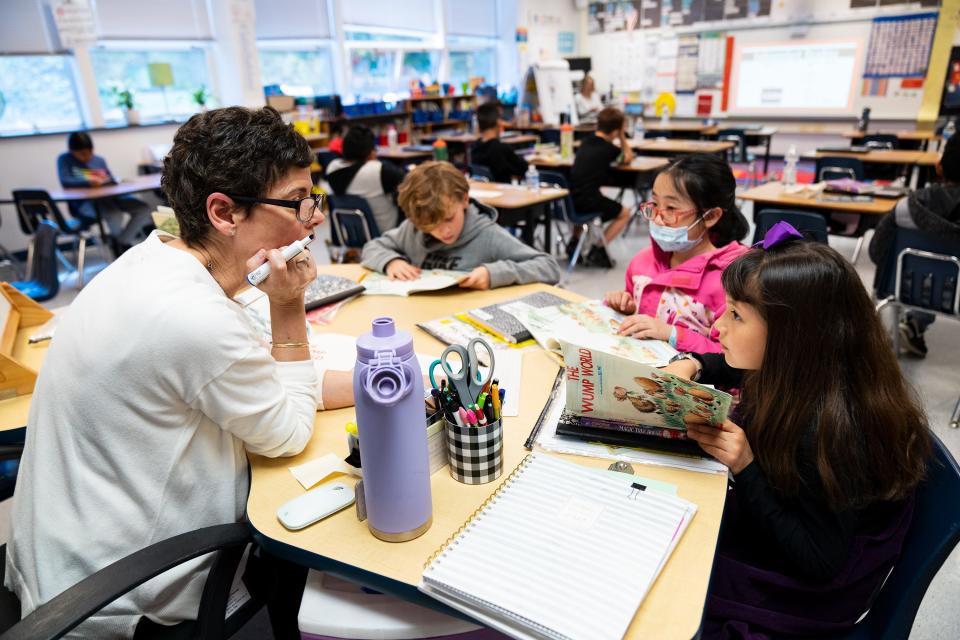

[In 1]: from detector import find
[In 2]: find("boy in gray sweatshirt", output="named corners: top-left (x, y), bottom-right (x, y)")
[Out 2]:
top-left (361, 161), bottom-right (561, 288)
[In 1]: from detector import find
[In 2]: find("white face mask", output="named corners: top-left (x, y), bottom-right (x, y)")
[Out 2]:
top-left (649, 215), bottom-right (706, 253)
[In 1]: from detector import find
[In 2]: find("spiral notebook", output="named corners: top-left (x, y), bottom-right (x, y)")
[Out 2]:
top-left (419, 453), bottom-right (697, 640)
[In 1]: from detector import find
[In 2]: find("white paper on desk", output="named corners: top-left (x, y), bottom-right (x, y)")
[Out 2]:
top-left (308, 333), bottom-right (357, 371)
top-left (467, 189), bottom-right (503, 199)
top-left (289, 453), bottom-right (357, 491)
top-left (483, 349), bottom-right (521, 417)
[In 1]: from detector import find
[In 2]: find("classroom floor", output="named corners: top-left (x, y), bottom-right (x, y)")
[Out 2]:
top-left (3, 190), bottom-right (958, 638)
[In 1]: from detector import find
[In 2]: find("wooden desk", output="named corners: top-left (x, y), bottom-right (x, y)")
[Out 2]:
top-left (247, 264), bottom-right (728, 640)
top-left (423, 133), bottom-right (539, 148)
top-left (738, 181), bottom-right (902, 216)
top-left (810, 150), bottom-right (938, 189)
top-left (0, 324), bottom-right (52, 433)
top-left (644, 122), bottom-right (716, 135)
top-left (1, 174), bottom-right (163, 206)
top-left (375, 146), bottom-right (434, 163)
top-left (467, 180), bottom-right (567, 252)
top-left (632, 139), bottom-right (735, 156)
top-left (527, 154), bottom-right (669, 174)
top-left (842, 130), bottom-right (939, 150)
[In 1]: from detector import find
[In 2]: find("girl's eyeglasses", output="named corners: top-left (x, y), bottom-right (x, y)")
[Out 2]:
top-left (638, 202), bottom-right (698, 226)
top-left (227, 193), bottom-right (325, 224)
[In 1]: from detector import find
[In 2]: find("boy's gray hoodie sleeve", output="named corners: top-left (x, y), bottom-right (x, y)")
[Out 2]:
top-left (360, 221), bottom-right (419, 273)
top-left (481, 225), bottom-right (562, 287)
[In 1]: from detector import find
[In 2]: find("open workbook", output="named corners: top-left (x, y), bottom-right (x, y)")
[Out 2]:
top-left (557, 341), bottom-right (732, 457)
top-left (419, 453), bottom-right (697, 640)
top-left (503, 299), bottom-right (678, 365)
top-left (360, 269), bottom-right (468, 296)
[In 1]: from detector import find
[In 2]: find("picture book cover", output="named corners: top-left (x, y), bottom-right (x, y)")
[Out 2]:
top-left (359, 269), bottom-right (468, 296)
top-left (505, 299), bottom-right (678, 365)
top-left (560, 341), bottom-right (732, 432)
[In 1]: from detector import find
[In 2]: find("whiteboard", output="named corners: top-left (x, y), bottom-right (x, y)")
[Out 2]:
top-left (728, 39), bottom-right (863, 116)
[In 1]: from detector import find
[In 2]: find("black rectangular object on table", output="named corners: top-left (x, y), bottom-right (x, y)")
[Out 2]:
top-left (304, 274), bottom-right (365, 311)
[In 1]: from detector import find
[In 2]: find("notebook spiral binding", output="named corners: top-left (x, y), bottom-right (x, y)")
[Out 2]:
top-left (423, 453), bottom-right (535, 569)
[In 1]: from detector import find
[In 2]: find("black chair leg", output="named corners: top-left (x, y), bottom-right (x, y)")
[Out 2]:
top-left (245, 550), bottom-right (308, 640)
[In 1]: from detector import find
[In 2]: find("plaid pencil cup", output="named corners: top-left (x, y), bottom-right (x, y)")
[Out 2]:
top-left (445, 417), bottom-right (504, 485)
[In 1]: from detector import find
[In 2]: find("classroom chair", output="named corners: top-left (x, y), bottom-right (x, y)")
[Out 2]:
top-left (315, 150), bottom-right (340, 175)
top-left (873, 227), bottom-right (960, 429)
top-left (9, 220), bottom-right (60, 303)
top-left (825, 432), bottom-right (960, 639)
top-left (11, 190), bottom-right (111, 289)
top-left (752, 209), bottom-right (829, 245)
top-left (862, 133), bottom-right (899, 150)
top-left (718, 128), bottom-right (758, 186)
top-left (326, 194), bottom-right (381, 264)
top-left (539, 169), bottom-right (608, 284)
top-left (467, 163), bottom-right (494, 182)
top-left (538, 129), bottom-right (561, 146)
top-left (0, 523), bottom-right (264, 639)
top-left (816, 157), bottom-right (865, 182)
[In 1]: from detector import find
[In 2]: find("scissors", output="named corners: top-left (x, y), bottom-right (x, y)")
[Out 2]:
top-left (428, 338), bottom-right (495, 406)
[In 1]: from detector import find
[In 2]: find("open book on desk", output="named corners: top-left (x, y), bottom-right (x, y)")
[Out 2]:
top-left (360, 269), bottom-right (468, 296)
top-left (419, 453), bottom-right (697, 640)
top-left (503, 299), bottom-right (677, 365)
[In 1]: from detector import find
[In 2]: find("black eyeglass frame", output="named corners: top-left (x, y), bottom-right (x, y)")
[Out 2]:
top-left (226, 193), bottom-right (325, 224)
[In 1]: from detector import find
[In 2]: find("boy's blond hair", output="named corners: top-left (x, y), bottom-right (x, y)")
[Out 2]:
top-left (397, 161), bottom-right (469, 228)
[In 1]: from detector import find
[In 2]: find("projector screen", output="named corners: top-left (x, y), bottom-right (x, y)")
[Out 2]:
top-left (728, 40), bottom-right (863, 116)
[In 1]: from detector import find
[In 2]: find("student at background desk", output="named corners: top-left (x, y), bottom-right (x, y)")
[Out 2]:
top-left (470, 102), bottom-right (529, 184)
top-left (57, 131), bottom-right (153, 253)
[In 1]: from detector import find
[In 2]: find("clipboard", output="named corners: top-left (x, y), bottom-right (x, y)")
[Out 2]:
top-left (0, 284), bottom-right (54, 400)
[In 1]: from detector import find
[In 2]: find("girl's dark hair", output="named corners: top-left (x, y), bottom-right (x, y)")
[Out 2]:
top-left (661, 154), bottom-right (749, 246)
top-left (162, 106), bottom-right (312, 245)
top-left (342, 125), bottom-right (376, 162)
top-left (723, 241), bottom-right (929, 511)
top-left (68, 131), bottom-right (93, 151)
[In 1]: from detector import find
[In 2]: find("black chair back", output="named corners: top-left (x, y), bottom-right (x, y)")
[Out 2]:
top-left (315, 150), bottom-right (340, 174)
top-left (28, 221), bottom-right (60, 302)
top-left (752, 209), bottom-right (829, 245)
top-left (328, 194), bottom-right (380, 250)
top-left (539, 129), bottom-right (561, 146)
top-left (862, 134), bottom-right (899, 150)
top-left (825, 433), bottom-right (960, 639)
top-left (874, 227), bottom-right (960, 316)
top-left (717, 128), bottom-right (747, 163)
top-left (468, 163), bottom-right (494, 182)
top-left (816, 156), bottom-right (865, 182)
top-left (11, 190), bottom-right (72, 236)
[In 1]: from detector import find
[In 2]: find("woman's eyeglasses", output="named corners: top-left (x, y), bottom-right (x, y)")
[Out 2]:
top-left (638, 201), bottom-right (698, 226)
top-left (227, 193), bottom-right (325, 224)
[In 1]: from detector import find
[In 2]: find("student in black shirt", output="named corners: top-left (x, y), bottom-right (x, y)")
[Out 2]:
top-left (569, 107), bottom-right (633, 266)
top-left (470, 102), bottom-right (528, 183)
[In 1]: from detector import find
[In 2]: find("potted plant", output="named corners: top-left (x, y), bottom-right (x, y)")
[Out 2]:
top-left (191, 85), bottom-right (212, 111)
top-left (110, 86), bottom-right (139, 125)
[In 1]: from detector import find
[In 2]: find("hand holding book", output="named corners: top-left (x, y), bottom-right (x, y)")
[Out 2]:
top-left (685, 419), bottom-right (755, 473)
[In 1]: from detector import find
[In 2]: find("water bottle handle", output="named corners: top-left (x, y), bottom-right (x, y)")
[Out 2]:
top-left (361, 361), bottom-right (417, 407)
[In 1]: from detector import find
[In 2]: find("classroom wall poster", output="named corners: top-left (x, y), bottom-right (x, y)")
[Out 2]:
top-left (863, 12), bottom-right (938, 78)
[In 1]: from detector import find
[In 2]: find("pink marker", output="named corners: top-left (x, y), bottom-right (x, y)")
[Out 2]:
top-left (458, 407), bottom-right (470, 427)
top-left (466, 409), bottom-right (478, 426)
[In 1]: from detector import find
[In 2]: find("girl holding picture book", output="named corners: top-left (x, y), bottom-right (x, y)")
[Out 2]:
top-left (663, 224), bottom-right (930, 638)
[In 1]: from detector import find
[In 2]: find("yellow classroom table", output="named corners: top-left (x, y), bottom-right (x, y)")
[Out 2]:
top-left (738, 181), bottom-right (903, 217)
top-left (0, 324), bottom-right (52, 433)
top-left (247, 263), bottom-right (729, 640)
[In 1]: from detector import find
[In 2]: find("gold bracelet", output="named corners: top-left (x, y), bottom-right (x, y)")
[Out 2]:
top-left (272, 341), bottom-right (309, 348)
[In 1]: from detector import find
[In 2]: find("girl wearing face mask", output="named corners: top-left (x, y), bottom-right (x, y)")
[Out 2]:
top-left (604, 154), bottom-right (750, 353)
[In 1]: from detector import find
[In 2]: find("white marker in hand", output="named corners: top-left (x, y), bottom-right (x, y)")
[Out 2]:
top-left (246, 235), bottom-right (314, 286)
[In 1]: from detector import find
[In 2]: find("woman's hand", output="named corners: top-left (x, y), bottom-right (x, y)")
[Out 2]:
top-left (248, 246), bottom-right (315, 306)
top-left (617, 313), bottom-right (672, 340)
top-left (685, 420), bottom-right (754, 474)
top-left (604, 290), bottom-right (636, 314)
top-left (385, 259), bottom-right (421, 281)
top-left (459, 266), bottom-right (491, 290)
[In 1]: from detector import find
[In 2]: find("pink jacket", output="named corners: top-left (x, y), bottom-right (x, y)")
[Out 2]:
top-left (623, 242), bottom-right (750, 353)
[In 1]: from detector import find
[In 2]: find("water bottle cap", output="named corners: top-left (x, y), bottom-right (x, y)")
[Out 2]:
top-left (362, 361), bottom-right (414, 406)
top-left (356, 317), bottom-right (414, 361)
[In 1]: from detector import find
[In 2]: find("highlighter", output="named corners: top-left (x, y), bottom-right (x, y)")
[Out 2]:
top-left (246, 234), bottom-right (314, 286)
top-left (491, 382), bottom-right (501, 418)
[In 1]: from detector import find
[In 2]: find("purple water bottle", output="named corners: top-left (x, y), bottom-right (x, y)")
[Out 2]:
top-left (354, 317), bottom-right (432, 542)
